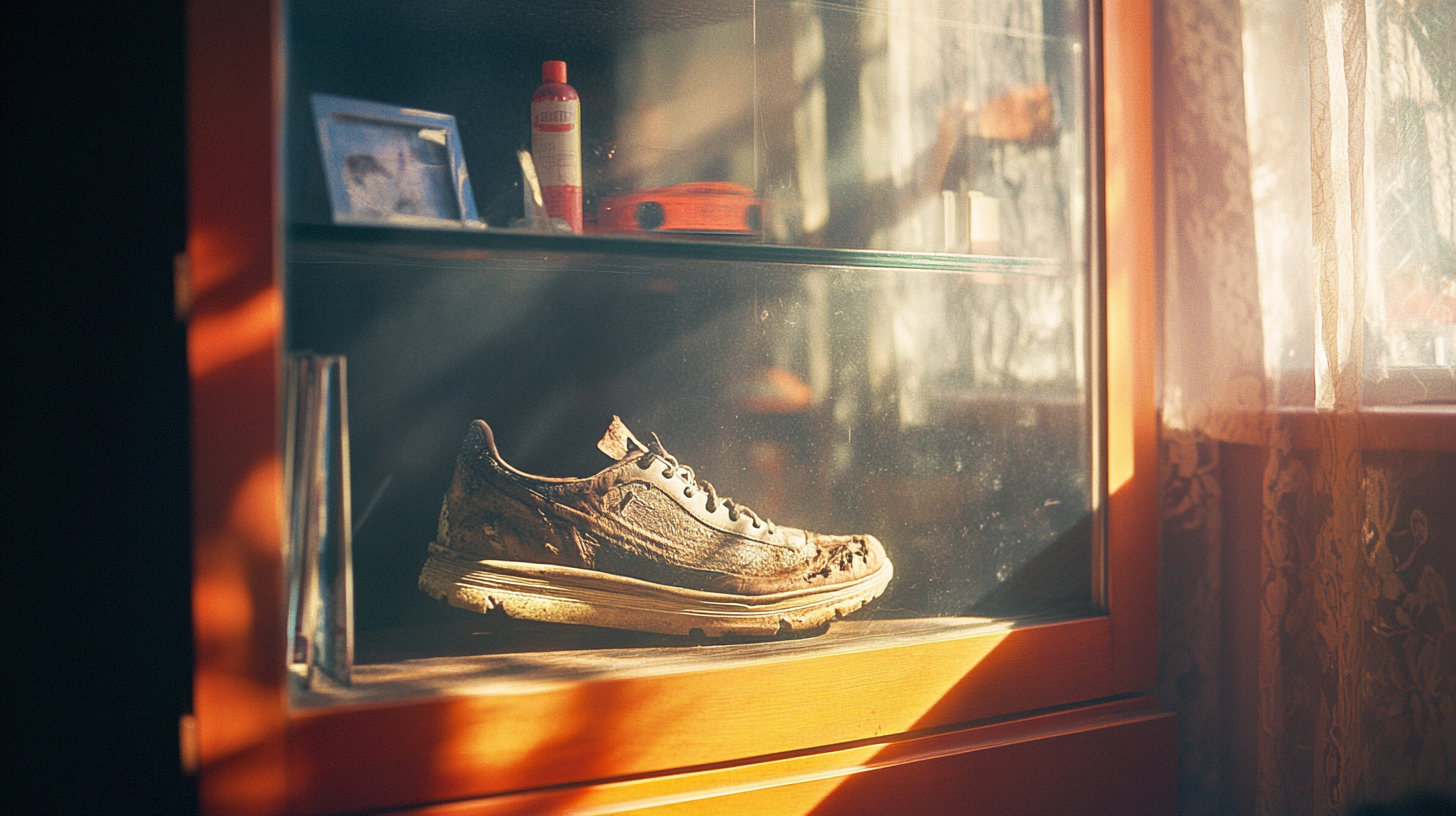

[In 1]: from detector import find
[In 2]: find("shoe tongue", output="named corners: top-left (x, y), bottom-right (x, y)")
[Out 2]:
top-left (596, 415), bottom-right (648, 461)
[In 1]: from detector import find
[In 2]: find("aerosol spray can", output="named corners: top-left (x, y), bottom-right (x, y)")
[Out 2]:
top-left (531, 60), bottom-right (582, 232)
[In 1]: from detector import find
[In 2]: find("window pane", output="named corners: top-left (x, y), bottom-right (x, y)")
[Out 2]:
top-left (1366, 0), bottom-right (1456, 404)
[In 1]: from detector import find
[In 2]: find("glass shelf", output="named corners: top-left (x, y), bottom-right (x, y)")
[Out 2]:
top-left (289, 222), bottom-right (1068, 277)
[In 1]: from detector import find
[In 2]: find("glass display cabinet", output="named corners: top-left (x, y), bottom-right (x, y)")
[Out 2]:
top-left (187, 1), bottom-right (1170, 813)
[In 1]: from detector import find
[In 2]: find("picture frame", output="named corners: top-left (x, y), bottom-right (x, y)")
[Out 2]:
top-left (311, 94), bottom-right (481, 228)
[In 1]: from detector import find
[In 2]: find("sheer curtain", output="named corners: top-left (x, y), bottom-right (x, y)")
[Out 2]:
top-left (1156, 0), bottom-right (1455, 813)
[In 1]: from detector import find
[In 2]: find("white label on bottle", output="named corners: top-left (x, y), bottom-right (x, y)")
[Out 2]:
top-left (969, 190), bottom-right (1001, 254)
top-left (531, 99), bottom-right (581, 188)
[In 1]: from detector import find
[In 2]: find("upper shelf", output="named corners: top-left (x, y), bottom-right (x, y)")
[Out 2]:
top-left (287, 222), bottom-right (1067, 276)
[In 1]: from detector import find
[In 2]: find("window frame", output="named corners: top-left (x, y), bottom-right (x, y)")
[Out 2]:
top-left (185, 2), bottom-right (1157, 813)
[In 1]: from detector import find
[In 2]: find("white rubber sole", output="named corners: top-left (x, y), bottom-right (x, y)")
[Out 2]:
top-left (417, 543), bottom-right (893, 637)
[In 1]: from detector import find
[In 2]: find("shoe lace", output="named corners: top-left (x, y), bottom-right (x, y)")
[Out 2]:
top-left (638, 435), bottom-right (776, 533)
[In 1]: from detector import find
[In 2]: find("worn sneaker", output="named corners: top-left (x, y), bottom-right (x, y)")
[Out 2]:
top-left (418, 417), bottom-right (893, 636)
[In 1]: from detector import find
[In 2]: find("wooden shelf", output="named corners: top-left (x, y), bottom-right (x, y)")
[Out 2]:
top-left (294, 614), bottom-right (1095, 708)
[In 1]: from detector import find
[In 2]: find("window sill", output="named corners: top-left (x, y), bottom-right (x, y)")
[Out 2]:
top-left (1282, 405), bottom-right (1456, 452)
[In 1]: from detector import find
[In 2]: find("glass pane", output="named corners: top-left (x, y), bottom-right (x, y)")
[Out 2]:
top-left (1365, 0), bottom-right (1456, 404)
top-left (285, 0), bottom-right (1087, 255)
top-left (282, 0), bottom-right (1095, 703)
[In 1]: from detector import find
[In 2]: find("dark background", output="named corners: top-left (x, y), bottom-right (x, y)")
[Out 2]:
top-left (4, 2), bottom-right (195, 813)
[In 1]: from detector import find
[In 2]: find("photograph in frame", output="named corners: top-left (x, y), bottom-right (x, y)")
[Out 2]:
top-left (311, 94), bottom-right (482, 228)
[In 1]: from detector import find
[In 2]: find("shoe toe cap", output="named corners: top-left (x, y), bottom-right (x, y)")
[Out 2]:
top-left (807, 532), bottom-right (890, 584)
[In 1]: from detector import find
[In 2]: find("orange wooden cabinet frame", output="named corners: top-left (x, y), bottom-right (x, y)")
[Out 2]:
top-left (187, 2), bottom-right (1163, 814)
top-left (390, 698), bottom-right (1176, 816)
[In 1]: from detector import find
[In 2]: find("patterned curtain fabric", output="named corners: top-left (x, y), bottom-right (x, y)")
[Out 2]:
top-left (1156, 0), bottom-right (1455, 813)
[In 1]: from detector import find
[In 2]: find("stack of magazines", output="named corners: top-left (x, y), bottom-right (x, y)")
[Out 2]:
top-left (283, 354), bottom-right (354, 688)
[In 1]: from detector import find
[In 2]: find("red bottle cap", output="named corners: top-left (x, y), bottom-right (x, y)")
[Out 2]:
top-left (542, 60), bottom-right (567, 84)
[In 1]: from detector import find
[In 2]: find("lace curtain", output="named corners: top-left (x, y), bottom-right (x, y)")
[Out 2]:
top-left (1156, 0), bottom-right (1455, 813)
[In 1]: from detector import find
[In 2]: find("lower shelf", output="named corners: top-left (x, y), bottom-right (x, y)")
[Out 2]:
top-left (295, 615), bottom-right (1059, 707)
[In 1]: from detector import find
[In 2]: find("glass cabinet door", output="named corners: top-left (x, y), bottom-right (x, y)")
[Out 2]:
top-left (280, 0), bottom-right (1097, 705)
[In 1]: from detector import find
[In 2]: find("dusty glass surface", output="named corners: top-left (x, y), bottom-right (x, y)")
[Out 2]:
top-left (282, 0), bottom-right (1096, 699)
